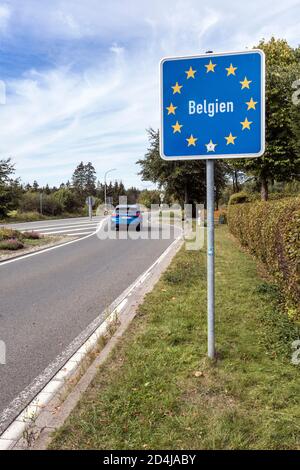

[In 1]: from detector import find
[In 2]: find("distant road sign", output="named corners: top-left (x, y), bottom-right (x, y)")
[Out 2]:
top-left (160, 50), bottom-right (265, 160)
top-left (86, 196), bottom-right (95, 207)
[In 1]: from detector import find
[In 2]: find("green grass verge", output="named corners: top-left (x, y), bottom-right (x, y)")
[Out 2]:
top-left (49, 226), bottom-right (300, 450)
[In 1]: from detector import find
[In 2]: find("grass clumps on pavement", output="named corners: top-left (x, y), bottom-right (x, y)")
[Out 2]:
top-left (49, 226), bottom-right (300, 450)
top-left (0, 227), bottom-right (46, 252)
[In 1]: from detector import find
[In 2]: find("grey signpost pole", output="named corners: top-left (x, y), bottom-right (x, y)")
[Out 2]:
top-left (88, 197), bottom-right (92, 221)
top-left (40, 192), bottom-right (43, 215)
top-left (206, 159), bottom-right (215, 359)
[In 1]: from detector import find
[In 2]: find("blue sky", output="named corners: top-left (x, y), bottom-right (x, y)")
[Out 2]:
top-left (0, 0), bottom-right (299, 188)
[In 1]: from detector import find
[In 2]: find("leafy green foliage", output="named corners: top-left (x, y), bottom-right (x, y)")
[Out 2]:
top-left (228, 196), bottom-right (300, 317)
top-left (0, 159), bottom-right (22, 218)
top-left (228, 191), bottom-right (251, 205)
top-left (53, 188), bottom-right (82, 213)
top-left (72, 161), bottom-right (97, 198)
top-left (19, 192), bottom-right (63, 216)
top-left (137, 128), bottom-right (228, 206)
top-left (232, 38), bottom-right (300, 200)
top-left (138, 189), bottom-right (161, 208)
top-left (0, 227), bottom-right (22, 241)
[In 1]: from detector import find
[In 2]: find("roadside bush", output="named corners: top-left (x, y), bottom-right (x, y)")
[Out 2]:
top-left (19, 192), bottom-right (63, 216)
top-left (0, 227), bottom-right (22, 241)
top-left (228, 191), bottom-right (251, 205)
top-left (228, 197), bottom-right (300, 318)
top-left (6, 210), bottom-right (46, 222)
top-left (22, 231), bottom-right (41, 240)
top-left (53, 188), bottom-right (82, 213)
top-left (0, 239), bottom-right (24, 250)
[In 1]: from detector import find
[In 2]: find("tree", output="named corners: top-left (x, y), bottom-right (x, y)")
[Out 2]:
top-left (236, 38), bottom-right (300, 200)
top-left (72, 161), bottom-right (97, 199)
top-left (84, 162), bottom-right (97, 195)
top-left (72, 162), bottom-right (86, 196)
top-left (137, 128), bottom-right (227, 208)
top-left (0, 158), bottom-right (21, 218)
top-left (126, 186), bottom-right (140, 204)
top-left (138, 189), bottom-right (161, 208)
top-left (32, 180), bottom-right (39, 192)
top-left (0, 158), bottom-right (15, 184)
top-left (53, 188), bottom-right (81, 213)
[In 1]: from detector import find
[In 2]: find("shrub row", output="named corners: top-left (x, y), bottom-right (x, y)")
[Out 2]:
top-left (228, 196), bottom-right (300, 318)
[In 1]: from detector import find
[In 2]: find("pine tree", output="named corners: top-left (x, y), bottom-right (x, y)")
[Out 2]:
top-left (85, 162), bottom-right (97, 195)
top-left (72, 162), bottom-right (86, 196)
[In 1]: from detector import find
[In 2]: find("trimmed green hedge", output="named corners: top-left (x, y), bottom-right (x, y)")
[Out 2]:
top-left (228, 197), bottom-right (300, 318)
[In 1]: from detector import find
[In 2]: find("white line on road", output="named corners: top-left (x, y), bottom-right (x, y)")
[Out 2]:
top-left (6, 219), bottom-right (101, 231)
top-left (38, 226), bottom-right (98, 235)
top-left (66, 232), bottom-right (97, 236)
top-left (0, 218), bottom-right (107, 267)
top-left (19, 222), bottom-right (100, 232)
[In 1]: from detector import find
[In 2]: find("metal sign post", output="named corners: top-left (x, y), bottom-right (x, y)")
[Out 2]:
top-left (88, 197), bottom-right (92, 220)
top-left (86, 196), bottom-right (94, 221)
top-left (206, 159), bottom-right (215, 358)
top-left (159, 50), bottom-right (265, 359)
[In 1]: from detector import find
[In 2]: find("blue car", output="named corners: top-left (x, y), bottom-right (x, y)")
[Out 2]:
top-left (111, 205), bottom-right (143, 231)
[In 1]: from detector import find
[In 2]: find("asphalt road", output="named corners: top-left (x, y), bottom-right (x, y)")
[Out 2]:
top-left (2, 216), bottom-right (104, 237)
top-left (0, 216), bottom-right (178, 431)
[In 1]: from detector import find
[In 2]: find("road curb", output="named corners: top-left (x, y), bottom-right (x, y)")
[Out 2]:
top-left (0, 234), bottom-right (183, 450)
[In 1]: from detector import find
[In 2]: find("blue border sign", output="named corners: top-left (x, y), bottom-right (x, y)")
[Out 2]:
top-left (160, 50), bottom-right (265, 160)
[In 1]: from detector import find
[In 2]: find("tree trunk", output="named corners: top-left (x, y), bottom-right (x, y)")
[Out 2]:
top-left (260, 177), bottom-right (268, 201)
top-left (184, 181), bottom-right (188, 205)
top-left (234, 170), bottom-right (239, 192)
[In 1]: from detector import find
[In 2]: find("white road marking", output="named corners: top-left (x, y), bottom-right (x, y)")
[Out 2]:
top-left (38, 226), bottom-right (99, 235)
top-left (19, 221), bottom-right (100, 232)
top-left (66, 232), bottom-right (96, 236)
top-left (0, 218), bottom-right (107, 267)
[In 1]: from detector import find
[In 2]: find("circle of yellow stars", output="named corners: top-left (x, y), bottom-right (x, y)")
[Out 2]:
top-left (165, 59), bottom-right (258, 152)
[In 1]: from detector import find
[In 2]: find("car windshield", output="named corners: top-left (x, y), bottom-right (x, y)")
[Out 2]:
top-left (115, 206), bottom-right (139, 215)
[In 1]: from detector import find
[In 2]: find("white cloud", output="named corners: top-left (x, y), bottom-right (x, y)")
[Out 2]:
top-left (0, 0), bottom-right (300, 186)
top-left (0, 3), bottom-right (11, 33)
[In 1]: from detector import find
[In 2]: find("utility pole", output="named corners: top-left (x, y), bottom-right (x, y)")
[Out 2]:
top-left (40, 192), bottom-right (43, 215)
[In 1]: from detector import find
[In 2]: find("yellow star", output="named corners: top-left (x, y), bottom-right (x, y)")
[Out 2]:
top-left (226, 63), bottom-right (237, 76)
top-left (246, 97), bottom-right (258, 110)
top-left (240, 117), bottom-right (253, 130)
top-left (185, 66), bottom-right (196, 79)
top-left (240, 76), bottom-right (252, 89)
top-left (205, 60), bottom-right (217, 73)
top-left (225, 132), bottom-right (237, 145)
top-left (186, 134), bottom-right (197, 146)
top-left (172, 82), bottom-right (182, 94)
top-left (166, 103), bottom-right (177, 115)
top-left (172, 121), bottom-right (183, 133)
